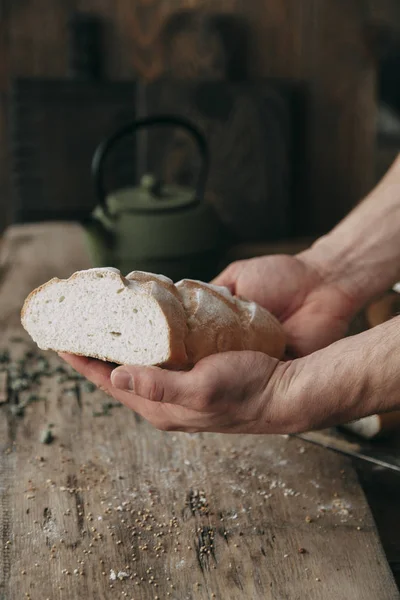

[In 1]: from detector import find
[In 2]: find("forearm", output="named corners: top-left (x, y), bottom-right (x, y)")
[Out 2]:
top-left (280, 316), bottom-right (400, 432)
top-left (301, 154), bottom-right (400, 310)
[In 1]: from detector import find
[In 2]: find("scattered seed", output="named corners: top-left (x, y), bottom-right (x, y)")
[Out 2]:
top-left (39, 428), bottom-right (54, 444)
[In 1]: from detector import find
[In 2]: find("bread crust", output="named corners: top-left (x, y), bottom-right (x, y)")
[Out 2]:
top-left (126, 271), bottom-right (180, 299)
top-left (235, 298), bottom-right (286, 360)
top-left (175, 279), bottom-right (244, 364)
top-left (176, 279), bottom-right (285, 363)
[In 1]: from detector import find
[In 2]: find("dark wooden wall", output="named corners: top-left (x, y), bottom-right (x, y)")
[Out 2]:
top-left (0, 0), bottom-right (396, 236)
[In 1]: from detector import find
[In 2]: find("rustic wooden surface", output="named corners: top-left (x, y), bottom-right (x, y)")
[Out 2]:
top-left (0, 222), bottom-right (399, 600)
top-left (0, 0), bottom-right (387, 236)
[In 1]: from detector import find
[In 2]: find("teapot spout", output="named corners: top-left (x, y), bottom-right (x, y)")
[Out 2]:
top-left (91, 205), bottom-right (116, 233)
top-left (83, 206), bottom-right (116, 268)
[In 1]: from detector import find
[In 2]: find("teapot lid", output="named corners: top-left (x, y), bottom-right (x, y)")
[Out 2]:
top-left (107, 174), bottom-right (199, 215)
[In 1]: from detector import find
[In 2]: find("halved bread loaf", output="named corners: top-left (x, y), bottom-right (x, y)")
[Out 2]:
top-left (21, 268), bottom-right (188, 368)
top-left (21, 268), bottom-right (286, 367)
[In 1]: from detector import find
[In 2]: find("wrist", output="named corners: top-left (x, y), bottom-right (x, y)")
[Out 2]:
top-left (299, 221), bottom-right (400, 315)
top-left (299, 155), bottom-right (400, 312)
top-left (274, 317), bottom-right (400, 433)
top-left (296, 237), bottom-right (365, 317)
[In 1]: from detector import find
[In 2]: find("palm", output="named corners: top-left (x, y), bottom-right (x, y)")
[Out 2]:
top-left (214, 255), bottom-right (354, 357)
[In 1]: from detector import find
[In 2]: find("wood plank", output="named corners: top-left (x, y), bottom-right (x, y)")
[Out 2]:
top-left (247, 0), bottom-right (376, 235)
top-left (367, 0), bottom-right (400, 33)
top-left (1, 1), bottom-right (378, 239)
top-left (0, 0), bottom-right (75, 232)
top-left (0, 222), bottom-right (398, 599)
top-left (0, 0), bottom-right (11, 233)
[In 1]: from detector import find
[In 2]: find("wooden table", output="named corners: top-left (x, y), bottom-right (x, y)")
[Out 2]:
top-left (0, 223), bottom-right (399, 600)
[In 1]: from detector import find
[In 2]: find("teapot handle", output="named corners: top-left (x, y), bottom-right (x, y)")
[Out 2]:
top-left (91, 114), bottom-right (209, 212)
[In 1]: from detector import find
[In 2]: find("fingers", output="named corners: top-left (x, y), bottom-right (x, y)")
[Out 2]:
top-left (210, 261), bottom-right (241, 290)
top-left (59, 353), bottom-right (198, 429)
top-left (59, 353), bottom-right (114, 393)
top-left (59, 350), bottom-right (285, 434)
top-left (283, 306), bottom-right (350, 357)
top-left (110, 351), bottom-right (278, 414)
top-left (109, 353), bottom-right (268, 432)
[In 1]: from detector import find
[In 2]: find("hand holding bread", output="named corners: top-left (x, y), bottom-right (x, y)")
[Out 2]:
top-left (21, 250), bottom-right (400, 436)
top-left (19, 255), bottom-right (359, 435)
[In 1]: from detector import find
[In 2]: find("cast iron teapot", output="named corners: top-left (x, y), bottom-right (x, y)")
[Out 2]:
top-left (85, 115), bottom-right (222, 282)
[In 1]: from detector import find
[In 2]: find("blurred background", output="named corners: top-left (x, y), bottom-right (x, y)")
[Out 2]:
top-left (0, 0), bottom-right (399, 278)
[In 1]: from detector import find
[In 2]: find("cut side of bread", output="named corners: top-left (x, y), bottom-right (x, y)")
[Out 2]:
top-left (21, 268), bottom-right (286, 368)
top-left (21, 268), bottom-right (188, 367)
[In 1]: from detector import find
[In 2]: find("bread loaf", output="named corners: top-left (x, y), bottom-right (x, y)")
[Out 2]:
top-left (21, 268), bottom-right (286, 368)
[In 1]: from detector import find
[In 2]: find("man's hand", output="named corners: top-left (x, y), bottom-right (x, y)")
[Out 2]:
top-left (60, 316), bottom-right (400, 434)
top-left (213, 254), bottom-right (358, 357)
top-left (61, 351), bottom-right (290, 434)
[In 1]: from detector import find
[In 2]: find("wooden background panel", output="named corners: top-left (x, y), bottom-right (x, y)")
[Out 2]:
top-left (7, 0), bottom-right (70, 77)
top-left (0, 1), bottom-right (11, 228)
top-left (10, 79), bottom-right (138, 223)
top-left (0, 0), bottom-right (74, 229)
top-left (367, 0), bottom-right (400, 31)
top-left (121, 0), bottom-right (377, 233)
top-left (249, 0), bottom-right (376, 232)
top-left (140, 79), bottom-right (294, 241)
top-left (0, 0), bottom-right (389, 236)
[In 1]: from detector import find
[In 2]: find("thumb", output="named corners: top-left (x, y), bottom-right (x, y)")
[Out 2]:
top-left (111, 352), bottom-right (281, 417)
top-left (111, 364), bottom-right (195, 406)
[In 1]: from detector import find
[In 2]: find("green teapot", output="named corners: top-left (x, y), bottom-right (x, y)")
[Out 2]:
top-left (84, 114), bottom-right (223, 282)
